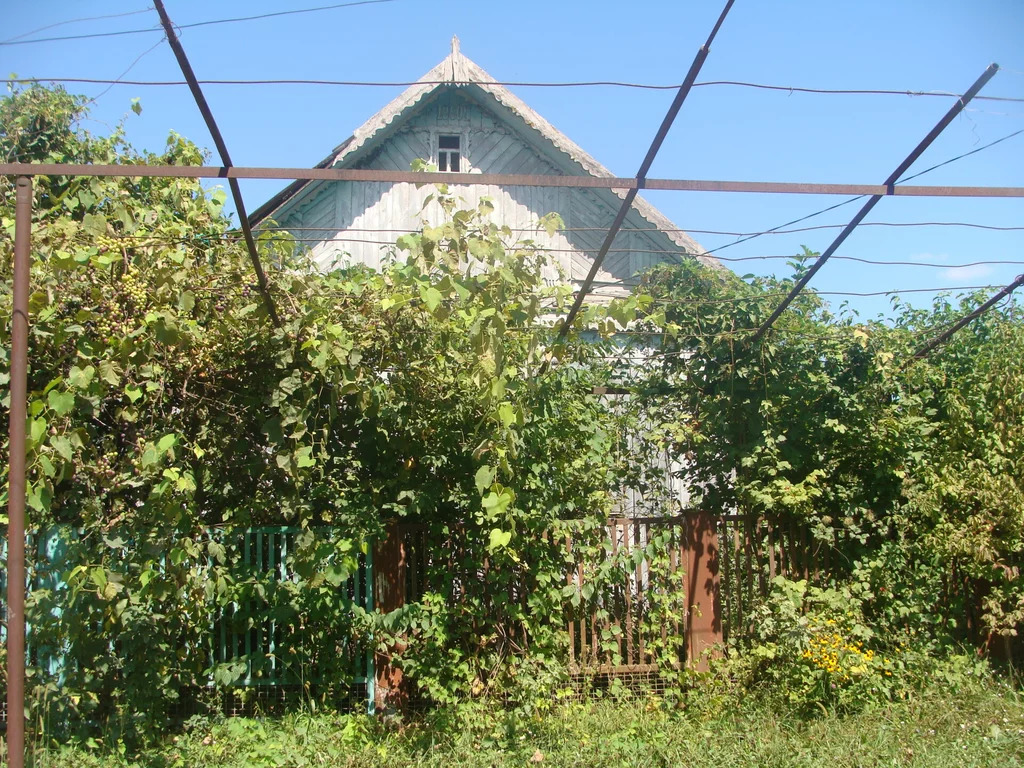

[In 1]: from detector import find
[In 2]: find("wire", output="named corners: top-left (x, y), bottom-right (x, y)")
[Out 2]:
top-left (248, 236), bottom-right (1024, 270)
top-left (4, 74), bottom-right (1023, 105)
top-left (731, 256), bottom-right (1024, 269)
top-left (85, 38), bottom-right (166, 106)
top-left (694, 80), bottom-right (1024, 104)
top-left (704, 196), bottom-right (865, 256)
top-left (265, 221), bottom-right (1024, 235)
top-left (171, 0), bottom-right (397, 32)
top-left (1, 29), bottom-right (162, 47)
top-left (896, 128), bottom-right (1024, 183)
top-left (0, 1), bottom-right (398, 46)
top-left (593, 314), bottom-right (988, 359)
top-left (1, 8), bottom-right (153, 43)
top-left (562, 299), bottom-right (1012, 355)
top-left (91, 233), bottom-right (1024, 270)
top-left (639, 285), bottom-right (1003, 308)
top-left (702, 221), bottom-right (1024, 235)
top-left (705, 127), bottom-right (1024, 256)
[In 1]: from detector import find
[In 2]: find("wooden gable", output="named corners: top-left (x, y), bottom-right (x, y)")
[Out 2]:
top-left (252, 38), bottom-right (720, 296)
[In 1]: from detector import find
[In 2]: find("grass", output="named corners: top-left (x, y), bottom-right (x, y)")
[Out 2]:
top-left (20, 677), bottom-right (1024, 768)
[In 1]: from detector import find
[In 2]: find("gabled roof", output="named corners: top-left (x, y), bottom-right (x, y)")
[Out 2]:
top-left (250, 38), bottom-right (719, 270)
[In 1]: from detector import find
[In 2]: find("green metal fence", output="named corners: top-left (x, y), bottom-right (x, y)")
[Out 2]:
top-left (211, 527), bottom-right (374, 695)
top-left (1, 526), bottom-right (376, 716)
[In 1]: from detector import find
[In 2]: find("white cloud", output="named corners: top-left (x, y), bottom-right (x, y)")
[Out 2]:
top-left (939, 263), bottom-right (995, 282)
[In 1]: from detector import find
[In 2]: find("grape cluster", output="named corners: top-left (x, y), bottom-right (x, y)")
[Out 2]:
top-left (121, 268), bottom-right (148, 309)
top-left (94, 449), bottom-right (119, 482)
top-left (93, 267), bottom-right (149, 345)
top-left (96, 234), bottom-right (121, 255)
top-left (94, 307), bottom-right (121, 343)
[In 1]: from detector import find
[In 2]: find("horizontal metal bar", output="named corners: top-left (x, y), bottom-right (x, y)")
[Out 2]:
top-left (0, 163), bottom-right (1020, 197)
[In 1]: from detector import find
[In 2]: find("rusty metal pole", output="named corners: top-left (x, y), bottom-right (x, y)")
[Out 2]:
top-left (908, 272), bottom-right (1024, 363)
top-left (372, 521), bottom-right (407, 714)
top-left (749, 63), bottom-right (1001, 344)
top-left (555, 0), bottom-right (736, 342)
top-left (152, 0), bottom-right (282, 329)
top-left (5, 175), bottom-right (32, 768)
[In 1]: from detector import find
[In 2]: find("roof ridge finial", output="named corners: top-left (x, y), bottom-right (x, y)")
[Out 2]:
top-left (451, 34), bottom-right (460, 56)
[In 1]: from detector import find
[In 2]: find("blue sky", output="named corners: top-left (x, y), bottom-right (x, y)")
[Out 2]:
top-left (3, 0), bottom-right (1022, 321)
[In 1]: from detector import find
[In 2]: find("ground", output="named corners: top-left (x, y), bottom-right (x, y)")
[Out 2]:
top-left (23, 678), bottom-right (1024, 768)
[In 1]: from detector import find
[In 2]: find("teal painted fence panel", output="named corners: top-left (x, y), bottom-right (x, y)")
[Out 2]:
top-left (0, 528), bottom-right (74, 681)
top-left (211, 527), bottom-right (373, 689)
top-left (1, 527), bottom-right (374, 712)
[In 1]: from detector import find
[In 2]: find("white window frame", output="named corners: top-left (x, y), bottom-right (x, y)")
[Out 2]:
top-left (434, 131), bottom-right (466, 173)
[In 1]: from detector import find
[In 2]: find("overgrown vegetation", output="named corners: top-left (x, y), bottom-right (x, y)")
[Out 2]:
top-left (1, 83), bottom-right (1021, 757)
top-left (22, 677), bottom-right (1024, 767)
top-left (0, 83), bottom-right (644, 733)
top-left (631, 257), bottom-right (1023, 659)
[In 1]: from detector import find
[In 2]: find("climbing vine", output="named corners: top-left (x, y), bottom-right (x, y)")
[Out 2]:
top-left (1, 85), bottom-right (1020, 735)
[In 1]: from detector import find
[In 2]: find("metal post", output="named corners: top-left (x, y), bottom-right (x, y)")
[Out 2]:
top-left (153, 0), bottom-right (282, 329)
top-left (684, 511), bottom-right (722, 669)
top-left (372, 521), bottom-right (406, 713)
top-left (908, 272), bottom-right (1024, 363)
top-left (6, 175), bottom-right (32, 768)
top-left (750, 63), bottom-right (1001, 344)
top-left (555, 0), bottom-right (736, 341)
top-left (365, 546), bottom-right (375, 715)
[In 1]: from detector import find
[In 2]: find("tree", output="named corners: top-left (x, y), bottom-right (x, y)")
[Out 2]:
top-left (635, 256), bottom-right (1024, 652)
top-left (1, 84), bottom-right (633, 729)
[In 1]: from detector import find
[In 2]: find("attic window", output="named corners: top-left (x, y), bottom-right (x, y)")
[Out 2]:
top-left (437, 134), bottom-right (461, 172)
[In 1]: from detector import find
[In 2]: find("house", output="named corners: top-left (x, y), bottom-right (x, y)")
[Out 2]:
top-left (249, 37), bottom-right (721, 299)
top-left (249, 41), bottom-right (726, 696)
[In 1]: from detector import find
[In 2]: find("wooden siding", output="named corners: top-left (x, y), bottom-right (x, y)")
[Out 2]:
top-left (275, 88), bottom-right (690, 294)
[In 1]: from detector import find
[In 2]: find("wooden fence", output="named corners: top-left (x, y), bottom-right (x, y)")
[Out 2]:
top-left (717, 514), bottom-right (847, 643)
top-left (388, 513), bottom-right (841, 681)
top-left (2, 517), bottom-right (843, 717)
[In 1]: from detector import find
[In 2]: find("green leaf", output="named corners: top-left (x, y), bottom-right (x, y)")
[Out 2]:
top-left (99, 361), bottom-right (121, 386)
top-left (47, 390), bottom-right (75, 415)
top-left (68, 365), bottom-right (95, 389)
top-left (29, 417), bottom-right (47, 444)
top-left (295, 446), bottom-right (316, 468)
top-left (488, 528), bottom-right (512, 551)
top-left (261, 417), bottom-right (283, 443)
top-left (157, 433), bottom-right (177, 452)
top-left (50, 435), bottom-right (73, 461)
top-left (81, 213), bottom-right (106, 237)
top-left (420, 285), bottom-right (444, 313)
top-left (176, 472), bottom-right (197, 492)
top-left (497, 402), bottom-right (516, 428)
top-left (124, 385), bottom-right (143, 403)
top-left (539, 212), bottom-right (564, 237)
top-left (207, 541), bottom-right (227, 564)
top-left (27, 483), bottom-right (51, 513)
top-left (481, 489), bottom-right (513, 518)
top-left (141, 446), bottom-right (159, 467)
top-left (475, 465), bottom-right (495, 495)
top-left (38, 455), bottom-right (56, 478)
top-left (396, 234), bottom-right (419, 252)
top-left (325, 564), bottom-right (349, 587)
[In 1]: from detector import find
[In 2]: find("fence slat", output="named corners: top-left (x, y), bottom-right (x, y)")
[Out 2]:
top-left (609, 521), bottom-right (622, 664)
top-left (622, 523), bottom-right (635, 665)
top-left (634, 521), bottom-right (645, 663)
